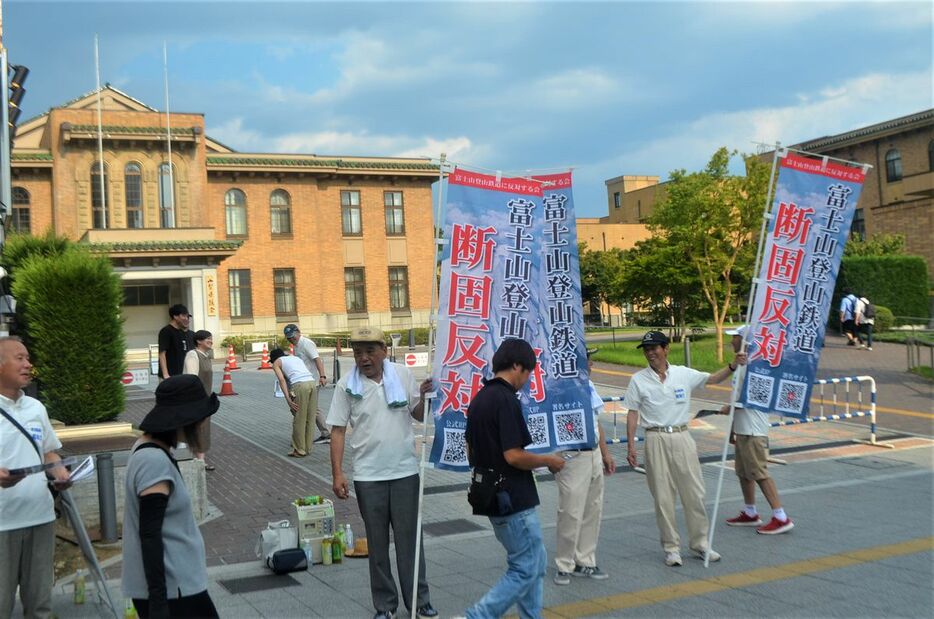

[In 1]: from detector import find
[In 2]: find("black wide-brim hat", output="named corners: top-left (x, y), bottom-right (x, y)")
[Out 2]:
top-left (140, 374), bottom-right (220, 433)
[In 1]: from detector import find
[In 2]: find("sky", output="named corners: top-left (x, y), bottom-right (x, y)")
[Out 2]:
top-left (6, 1), bottom-right (933, 217)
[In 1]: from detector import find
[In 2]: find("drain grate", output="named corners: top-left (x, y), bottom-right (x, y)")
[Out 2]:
top-left (835, 456), bottom-right (909, 470)
top-left (220, 574), bottom-right (301, 594)
top-left (423, 518), bottom-right (485, 537)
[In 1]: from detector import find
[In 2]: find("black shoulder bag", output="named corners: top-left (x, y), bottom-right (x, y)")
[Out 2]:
top-left (467, 466), bottom-right (505, 512)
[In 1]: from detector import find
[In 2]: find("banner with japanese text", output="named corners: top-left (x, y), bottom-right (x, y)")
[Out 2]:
top-left (428, 169), bottom-right (593, 471)
top-left (741, 153), bottom-right (866, 418)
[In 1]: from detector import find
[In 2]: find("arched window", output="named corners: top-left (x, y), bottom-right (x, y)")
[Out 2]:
top-left (125, 162), bottom-right (143, 229)
top-left (885, 149), bottom-right (902, 182)
top-left (270, 189), bottom-right (292, 235)
top-left (91, 161), bottom-right (110, 229)
top-left (928, 140), bottom-right (934, 172)
top-left (159, 162), bottom-right (177, 228)
top-left (10, 186), bottom-right (30, 234)
top-left (225, 189), bottom-right (247, 237)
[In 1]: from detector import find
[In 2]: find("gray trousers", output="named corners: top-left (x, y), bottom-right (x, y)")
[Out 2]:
top-left (354, 474), bottom-right (430, 613)
top-left (0, 522), bottom-right (54, 619)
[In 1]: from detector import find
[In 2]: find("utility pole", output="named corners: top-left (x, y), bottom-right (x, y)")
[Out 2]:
top-left (0, 0), bottom-right (11, 247)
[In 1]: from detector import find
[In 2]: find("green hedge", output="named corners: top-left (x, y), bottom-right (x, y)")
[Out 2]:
top-left (874, 306), bottom-right (894, 333)
top-left (834, 255), bottom-right (929, 323)
top-left (220, 327), bottom-right (432, 356)
top-left (12, 249), bottom-right (126, 424)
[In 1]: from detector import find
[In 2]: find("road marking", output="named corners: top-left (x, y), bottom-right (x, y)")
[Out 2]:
top-left (591, 367), bottom-right (934, 420)
top-left (535, 536), bottom-right (934, 619)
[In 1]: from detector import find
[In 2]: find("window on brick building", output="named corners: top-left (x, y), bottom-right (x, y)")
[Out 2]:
top-left (270, 189), bottom-right (292, 236)
top-left (10, 187), bottom-right (30, 234)
top-left (225, 189), bottom-right (247, 237)
top-left (613, 192), bottom-right (621, 209)
top-left (384, 191), bottom-right (405, 235)
top-left (929, 140), bottom-right (934, 172)
top-left (90, 161), bottom-right (109, 229)
top-left (850, 208), bottom-right (865, 241)
top-left (341, 190), bottom-right (362, 236)
top-left (159, 163), bottom-right (177, 228)
top-left (273, 268), bottom-right (297, 316)
top-left (125, 163), bottom-right (143, 229)
top-left (389, 266), bottom-right (409, 310)
top-left (228, 269), bottom-right (253, 320)
top-left (885, 149), bottom-right (902, 182)
top-left (344, 267), bottom-right (367, 313)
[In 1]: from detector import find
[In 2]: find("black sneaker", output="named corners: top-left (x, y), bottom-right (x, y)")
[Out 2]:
top-left (313, 435), bottom-right (331, 444)
top-left (374, 612), bottom-right (393, 619)
top-left (417, 604), bottom-right (438, 618)
top-left (573, 565), bottom-right (609, 580)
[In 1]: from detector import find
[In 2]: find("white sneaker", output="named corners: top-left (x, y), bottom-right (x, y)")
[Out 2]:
top-left (693, 548), bottom-right (721, 562)
top-left (665, 551), bottom-right (683, 566)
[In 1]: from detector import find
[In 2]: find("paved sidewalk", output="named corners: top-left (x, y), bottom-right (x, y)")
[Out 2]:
top-left (17, 352), bottom-right (933, 618)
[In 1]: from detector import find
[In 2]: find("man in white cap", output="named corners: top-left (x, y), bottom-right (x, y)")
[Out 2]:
top-left (625, 330), bottom-right (746, 567)
top-left (283, 324), bottom-right (330, 444)
top-left (721, 326), bottom-right (794, 535)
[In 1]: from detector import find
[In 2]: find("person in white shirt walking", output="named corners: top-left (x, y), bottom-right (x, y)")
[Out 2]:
top-left (854, 296), bottom-right (875, 351)
top-left (721, 326), bottom-right (794, 535)
top-left (625, 330), bottom-right (746, 567)
top-left (283, 324), bottom-right (330, 443)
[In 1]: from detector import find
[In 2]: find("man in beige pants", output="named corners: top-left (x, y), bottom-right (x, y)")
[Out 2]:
top-left (553, 349), bottom-right (616, 585)
top-left (625, 331), bottom-right (746, 567)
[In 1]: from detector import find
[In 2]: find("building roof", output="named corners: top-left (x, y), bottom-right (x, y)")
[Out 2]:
top-left (206, 155), bottom-right (438, 172)
top-left (793, 108), bottom-right (934, 151)
top-left (65, 124), bottom-right (198, 136)
top-left (83, 239), bottom-right (244, 253)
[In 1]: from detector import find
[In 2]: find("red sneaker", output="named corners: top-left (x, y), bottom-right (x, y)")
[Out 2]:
top-left (757, 516), bottom-right (794, 535)
top-left (726, 511), bottom-right (762, 527)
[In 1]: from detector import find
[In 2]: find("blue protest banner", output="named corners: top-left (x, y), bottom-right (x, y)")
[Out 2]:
top-left (741, 153), bottom-right (867, 418)
top-left (429, 169), bottom-right (592, 471)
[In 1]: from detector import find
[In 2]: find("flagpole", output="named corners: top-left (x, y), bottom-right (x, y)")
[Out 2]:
top-left (94, 34), bottom-right (107, 229)
top-left (410, 152), bottom-right (447, 619)
top-left (704, 143), bottom-right (783, 567)
top-left (163, 41), bottom-right (175, 227)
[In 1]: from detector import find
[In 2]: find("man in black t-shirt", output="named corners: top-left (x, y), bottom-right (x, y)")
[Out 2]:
top-left (464, 338), bottom-right (564, 619)
top-left (158, 304), bottom-right (195, 380)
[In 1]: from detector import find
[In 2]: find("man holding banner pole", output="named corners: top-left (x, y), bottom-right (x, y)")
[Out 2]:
top-left (625, 330), bottom-right (746, 567)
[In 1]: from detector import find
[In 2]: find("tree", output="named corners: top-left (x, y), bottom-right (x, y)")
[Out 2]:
top-left (649, 148), bottom-right (769, 361)
top-left (612, 237), bottom-right (705, 339)
top-left (843, 233), bottom-right (906, 257)
top-left (578, 243), bottom-right (626, 324)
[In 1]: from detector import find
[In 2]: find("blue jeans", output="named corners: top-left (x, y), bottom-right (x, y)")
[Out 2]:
top-left (467, 508), bottom-right (547, 619)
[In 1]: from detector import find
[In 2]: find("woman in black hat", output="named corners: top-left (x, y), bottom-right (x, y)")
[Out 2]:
top-left (121, 375), bottom-right (220, 618)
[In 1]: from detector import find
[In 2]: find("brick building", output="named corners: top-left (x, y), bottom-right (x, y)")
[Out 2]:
top-left (9, 86), bottom-right (438, 352)
top-left (783, 109), bottom-right (934, 272)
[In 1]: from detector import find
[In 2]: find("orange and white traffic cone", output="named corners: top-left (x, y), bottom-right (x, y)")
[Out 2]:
top-left (289, 343), bottom-right (294, 356)
top-left (259, 344), bottom-right (273, 370)
top-left (226, 345), bottom-right (240, 370)
top-left (218, 364), bottom-right (238, 396)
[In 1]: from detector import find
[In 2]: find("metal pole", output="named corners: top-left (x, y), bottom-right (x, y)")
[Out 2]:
top-left (705, 142), bottom-right (783, 568)
top-left (162, 42), bottom-right (176, 228)
top-left (0, 48), bottom-right (11, 241)
top-left (96, 453), bottom-right (118, 543)
top-left (683, 335), bottom-right (692, 368)
top-left (332, 347), bottom-right (340, 384)
top-left (410, 153), bottom-right (447, 619)
top-left (94, 35), bottom-right (107, 229)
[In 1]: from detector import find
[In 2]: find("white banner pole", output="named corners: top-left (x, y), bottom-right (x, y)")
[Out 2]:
top-left (704, 143), bottom-right (783, 567)
top-left (410, 153), bottom-right (448, 619)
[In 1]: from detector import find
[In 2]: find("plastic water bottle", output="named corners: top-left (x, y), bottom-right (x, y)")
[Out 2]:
top-left (332, 531), bottom-right (343, 564)
top-left (322, 538), bottom-right (333, 565)
top-left (344, 523), bottom-right (355, 550)
top-left (73, 569), bottom-right (86, 605)
top-left (124, 599), bottom-right (138, 618)
top-left (301, 538), bottom-right (312, 565)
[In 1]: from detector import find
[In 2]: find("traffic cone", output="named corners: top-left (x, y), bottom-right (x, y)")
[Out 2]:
top-left (259, 344), bottom-right (273, 370)
top-left (289, 343), bottom-right (294, 356)
top-left (218, 365), bottom-right (238, 396)
top-left (226, 345), bottom-right (240, 370)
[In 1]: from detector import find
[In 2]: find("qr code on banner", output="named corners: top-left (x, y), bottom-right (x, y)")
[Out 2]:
top-left (746, 373), bottom-right (774, 408)
top-left (527, 413), bottom-right (550, 449)
top-left (553, 409), bottom-right (586, 447)
top-left (776, 379), bottom-right (808, 415)
top-left (440, 428), bottom-right (468, 467)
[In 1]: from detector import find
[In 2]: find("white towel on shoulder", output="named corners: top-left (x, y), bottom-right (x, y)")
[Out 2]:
top-left (345, 359), bottom-right (409, 408)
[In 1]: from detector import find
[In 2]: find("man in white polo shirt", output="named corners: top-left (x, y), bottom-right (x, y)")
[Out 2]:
top-left (625, 330), bottom-right (746, 567)
top-left (721, 326), bottom-right (794, 535)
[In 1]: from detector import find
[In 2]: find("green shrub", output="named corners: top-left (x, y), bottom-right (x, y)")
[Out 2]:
top-left (12, 249), bottom-right (125, 424)
top-left (220, 327), bottom-right (431, 355)
top-left (835, 255), bottom-right (929, 323)
top-left (873, 306), bottom-right (894, 333)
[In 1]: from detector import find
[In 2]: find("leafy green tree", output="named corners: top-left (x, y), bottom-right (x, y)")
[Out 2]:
top-left (579, 243), bottom-right (626, 324)
top-left (649, 148), bottom-right (769, 361)
top-left (843, 233), bottom-right (906, 257)
top-left (612, 237), bottom-right (705, 339)
top-left (11, 247), bottom-right (126, 424)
